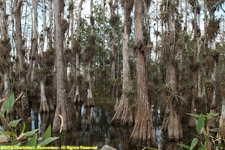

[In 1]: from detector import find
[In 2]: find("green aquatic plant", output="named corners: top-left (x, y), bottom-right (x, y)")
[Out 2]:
top-left (178, 113), bottom-right (224, 150)
top-left (0, 93), bottom-right (59, 147)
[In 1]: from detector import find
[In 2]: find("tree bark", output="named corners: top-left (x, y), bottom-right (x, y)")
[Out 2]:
top-left (73, 0), bottom-right (84, 104)
top-left (130, 0), bottom-right (156, 146)
top-left (27, 0), bottom-right (38, 83)
top-left (15, 0), bottom-right (29, 110)
top-left (39, 0), bottom-right (50, 113)
top-left (0, 0), bottom-right (10, 97)
top-left (163, 0), bottom-right (183, 140)
top-left (189, 0), bottom-right (198, 127)
top-left (109, 0), bottom-right (118, 100)
top-left (86, 0), bottom-right (94, 107)
top-left (111, 0), bottom-right (134, 126)
top-left (219, 85), bottom-right (225, 137)
top-left (102, 0), bottom-right (106, 90)
top-left (52, 0), bottom-right (72, 132)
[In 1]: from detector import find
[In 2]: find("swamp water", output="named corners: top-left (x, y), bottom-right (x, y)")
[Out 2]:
top-left (3, 100), bottom-right (196, 150)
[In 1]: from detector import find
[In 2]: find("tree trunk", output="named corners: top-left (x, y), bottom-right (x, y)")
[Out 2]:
top-left (73, 0), bottom-right (84, 104)
top-left (48, 0), bottom-right (53, 49)
top-left (39, 0), bottom-right (50, 113)
top-left (39, 78), bottom-right (49, 113)
top-left (87, 61), bottom-right (94, 107)
top-left (109, 0), bottom-right (118, 100)
top-left (189, 0), bottom-right (198, 127)
top-left (130, 0), bottom-right (156, 146)
top-left (0, 0), bottom-right (10, 97)
top-left (52, 0), bottom-right (72, 132)
top-left (27, 0), bottom-right (38, 83)
top-left (164, 0), bottom-right (183, 140)
top-left (219, 85), bottom-right (225, 137)
top-left (15, 0), bottom-right (29, 110)
top-left (111, 0), bottom-right (134, 126)
top-left (86, 0), bottom-right (94, 107)
top-left (102, 0), bottom-right (106, 91)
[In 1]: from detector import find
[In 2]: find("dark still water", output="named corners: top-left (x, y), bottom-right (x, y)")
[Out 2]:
top-left (13, 102), bottom-right (135, 150)
top-left (9, 100), bottom-right (194, 150)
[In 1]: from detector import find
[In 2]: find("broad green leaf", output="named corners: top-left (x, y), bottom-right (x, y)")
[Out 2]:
top-left (9, 119), bottom-right (22, 127)
top-left (3, 93), bottom-right (15, 112)
top-left (198, 146), bottom-right (207, 150)
top-left (25, 133), bottom-right (37, 147)
top-left (38, 137), bottom-right (59, 147)
top-left (24, 129), bottom-right (39, 137)
top-left (206, 113), bottom-right (219, 119)
top-left (19, 122), bottom-right (26, 136)
top-left (42, 125), bottom-right (51, 141)
top-left (196, 115), bottom-right (205, 134)
top-left (0, 133), bottom-right (9, 143)
top-left (177, 143), bottom-right (190, 149)
top-left (190, 138), bottom-right (198, 150)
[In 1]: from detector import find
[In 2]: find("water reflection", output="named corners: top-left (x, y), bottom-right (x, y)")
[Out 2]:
top-left (11, 102), bottom-right (196, 150)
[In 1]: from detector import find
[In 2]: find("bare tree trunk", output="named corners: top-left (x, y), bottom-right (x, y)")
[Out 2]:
top-left (73, 0), bottom-right (84, 104)
top-left (48, 0), bottom-right (53, 49)
top-left (15, 0), bottom-right (29, 110)
top-left (189, 0), bottom-right (198, 127)
top-left (102, 0), bottom-right (106, 90)
top-left (87, 62), bottom-right (94, 106)
top-left (0, 0), bottom-right (10, 97)
top-left (109, 0), bottom-right (118, 100)
top-left (86, 0), bottom-right (94, 107)
top-left (111, 0), bottom-right (134, 126)
top-left (130, 0), bottom-right (156, 146)
top-left (39, 0), bottom-right (49, 113)
top-left (143, 0), bottom-right (151, 64)
top-left (197, 13), bottom-right (201, 97)
top-left (219, 85), bottom-right (225, 137)
top-left (52, 0), bottom-right (72, 132)
top-left (163, 0), bottom-right (183, 140)
top-left (27, 0), bottom-right (38, 83)
top-left (40, 78), bottom-right (49, 113)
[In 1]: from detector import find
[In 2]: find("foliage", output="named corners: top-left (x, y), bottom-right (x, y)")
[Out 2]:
top-left (178, 113), bottom-right (224, 150)
top-left (0, 93), bottom-right (59, 147)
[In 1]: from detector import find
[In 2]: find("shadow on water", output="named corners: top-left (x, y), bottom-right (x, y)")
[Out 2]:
top-left (12, 102), bottom-right (133, 150)
top-left (10, 101), bottom-right (195, 150)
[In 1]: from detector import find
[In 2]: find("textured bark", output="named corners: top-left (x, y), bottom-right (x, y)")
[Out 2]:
top-left (87, 62), bottom-right (94, 107)
top-left (102, 0), bottom-right (106, 90)
top-left (189, 1), bottom-right (198, 127)
top-left (109, 0), bottom-right (118, 99)
top-left (163, 0), bottom-right (183, 140)
top-left (167, 103), bottom-right (183, 140)
top-left (111, 0), bottom-right (134, 126)
top-left (39, 0), bottom-right (50, 113)
top-left (73, 0), bottom-right (84, 104)
top-left (197, 13), bottom-right (202, 97)
top-left (15, 0), bottom-right (29, 110)
top-left (52, 0), bottom-right (72, 132)
top-left (219, 86), bottom-right (225, 137)
top-left (0, 0), bottom-right (10, 97)
top-left (130, 0), bottom-right (156, 146)
top-left (86, 0), bottom-right (94, 107)
top-left (39, 78), bottom-right (49, 113)
top-left (27, 0), bottom-right (38, 82)
top-left (48, 0), bottom-right (53, 49)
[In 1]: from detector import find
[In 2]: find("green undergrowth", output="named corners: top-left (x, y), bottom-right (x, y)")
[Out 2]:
top-left (0, 93), bottom-right (59, 148)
